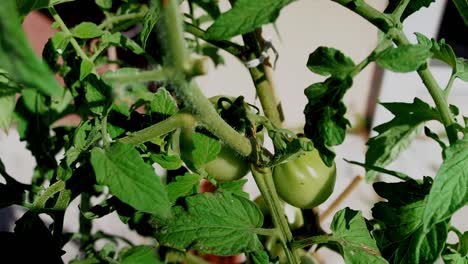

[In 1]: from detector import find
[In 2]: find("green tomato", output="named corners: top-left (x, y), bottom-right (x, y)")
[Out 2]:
top-left (179, 126), bottom-right (250, 182)
top-left (273, 149), bottom-right (336, 208)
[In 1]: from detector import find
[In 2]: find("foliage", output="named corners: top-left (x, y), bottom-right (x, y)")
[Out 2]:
top-left (0, 0), bottom-right (466, 263)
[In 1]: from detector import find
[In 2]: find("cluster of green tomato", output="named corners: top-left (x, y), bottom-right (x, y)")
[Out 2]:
top-left (178, 96), bottom-right (336, 210)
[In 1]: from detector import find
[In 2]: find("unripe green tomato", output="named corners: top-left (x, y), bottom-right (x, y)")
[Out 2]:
top-left (273, 149), bottom-right (336, 208)
top-left (179, 126), bottom-right (250, 182)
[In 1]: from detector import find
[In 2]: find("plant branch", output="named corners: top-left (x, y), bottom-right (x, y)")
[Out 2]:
top-left (251, 166), bottom-right (300, 264)
top-left (158, 0), bottom-right (253, 157)
top-left (184, 22), bottom-right (245, 57)
top-left (119, 111), bottom-right (195, 144)
top-left (329, 0), bottom-right (459, 144)
top-left (291, 235), bottom-right (331, 249)
top-left (391, 0), bottom-right (411, 21)
top-left (102, 68), bottom-right (176, 84)
top-left (48, 7), bottom-right (91, 62)
top-left (242, 31), bottom-right (283, 127)
top-left (329, 0), bottom-right (395, 31)
top-left (98, 11), bottom-right (146, 30)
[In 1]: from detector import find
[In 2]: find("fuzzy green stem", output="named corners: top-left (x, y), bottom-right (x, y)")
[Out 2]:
top-left (255, 228), bottom-right (280, 237)
top-left (330, 0), bottom-right (395, 31)
top-left (160, 0), bottom-right (187, 70)
top-left (158, 0), bottom-right (253, 156)
top-left (79, 193), bottom-right (92, 251)
top-left (102, 68), bottom-right (176, 84)
top-left (119, 111), bottom-right (195, 144)
top-left (330, 0), bottom-right (458, 144)
top-left (391, 0), bottom-right (411, 21)
top-left (443, 74), bottom-right (456, 99)
top-left (184, 22), bottom-right (245, 57)
top-left (251, 166), bottom-right (300, 264)
top-left (98, 11), bottom-right (146, 30)
top-left (242, 31), bottom-right (283, 127)
top-left (291, 235), bottom-right (331, 249)
top-left (48, 7), bottom-right (90, 62)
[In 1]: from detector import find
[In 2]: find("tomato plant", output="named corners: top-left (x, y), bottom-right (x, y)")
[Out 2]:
top-left (0, 0), bottom-right (467, 263)
top-left (273, 149), bottom-right (336, 209)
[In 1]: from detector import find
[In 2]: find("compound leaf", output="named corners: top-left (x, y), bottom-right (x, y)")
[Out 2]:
top-left (158, 192), bottom-right (263, 256)
top-left (306, 47), bottom-right (355, 77)
top-left (205, 0), bottom-right (294, 40)
top-left (376, 44), bottom-right (432, 72)
top-left (90, 142), bottom-right (171, 219)
top-left (328, 208), bottom-right (388, 264)
top-left (423, 137), bottom-right (468, 231)
top-left (365, 98), bottom-right (440, 181)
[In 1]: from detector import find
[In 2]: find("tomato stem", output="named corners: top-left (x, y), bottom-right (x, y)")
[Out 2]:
top-left (119, 111), bottom-right (195, 145)
top-left (158, 0), bottom-right (253, 157)
top-left (251, 166), bottom-right (300, 264)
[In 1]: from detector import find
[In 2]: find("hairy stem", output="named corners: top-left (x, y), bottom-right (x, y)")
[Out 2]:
top-left (291, 235), bottom-right (331, 249)
top-left (48, 7), bottom-right (91, 62)
top-left (98, 11), bottom-right (146, 30)
top-left (251, 166), bottom-right (300, 264)
top-left (119, 111), bottom-right (195, 144)
top-left (391, 0), bottom-right (411, 20)
top-left (184, 22), bottom-right (245, 57)
top-left (242, 31), bottom-right (283, 127)
top-left (158, 0), bottom-right (253, 156)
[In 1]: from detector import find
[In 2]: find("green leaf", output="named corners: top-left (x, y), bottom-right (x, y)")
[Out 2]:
top-left (102, 32), bottom-right (145, 55)
top-left (452, 0), bottom-right (468, 26)
top-left (218, 179), bottom-right (249, 199)
top-left (158, 192), bottom-right (263, 255)
top-left (205, 0), bottom-right (294, 40)
top-left (376, 44), bottom-right (432, 72)
top-left (65, 120), bottom-right (101, 165)
top-left (150, 88), bottom-right (178, 116)
top-left (303, 76), bottom-right (352, 166)
top-left (455, 58), bottom-right (468, 81)
top-left (120, 246), bottom-right (162, 264)
top-left (166, 173), bottom-right (202, 203)
top-left (90, 142), bottom-right (171, 219)
top-left (0, 0), bottom-right (63, 97)
top-left (365, 98), bottom-right (440, 181)
top-left (0, 71), bottom-right (21, 97)
top-left (71, 22), bottom-right (104, 39)
top-left (423, 137), bottom-right (468, 231)
top-left (328, 208), bottom-right (387, 263)
top-left (151, 153), bottom-right (183, 170)
top-left (42, 31), bottom-right (70, 70)
top-left (372, 178), bottom-right (448, 264)
top-left (84, 75), bottom-right (112, 115)
top-left (248, 250), bottom-right (270, 264)
top-left (306, 47), bottom-right (355, 77)
top-left (15, 0), bottom-right (75, 16)
top-left (0, 95), bottom-right (15, 132)
top-left (140, 0), bottom-right (160, 49)
top-left (385, 0), bottom-right (436, 21)
top-left (266, 127), bottom-right (314, 167)
top-left (192, 132), bottom-right (222, 169)
top-left (80, 58), bottom-right (94, 81)
top-left (95, 0), bottom-right (112, 10)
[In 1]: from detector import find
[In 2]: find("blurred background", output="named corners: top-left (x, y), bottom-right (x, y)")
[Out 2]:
top-left (0, 0), bottom-right (466, 262)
